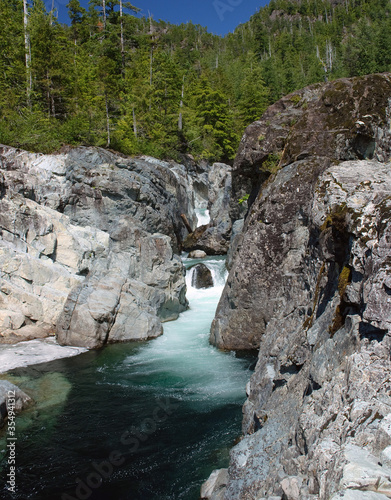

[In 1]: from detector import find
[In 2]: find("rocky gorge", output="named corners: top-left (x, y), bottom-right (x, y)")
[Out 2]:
top-left (1, 72), bottom-right (391, 500)
top-left (0, 144), bottom-right (233, 438)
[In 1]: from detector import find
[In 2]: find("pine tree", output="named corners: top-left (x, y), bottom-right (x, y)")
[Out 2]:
top-left (190, 76), bottom-right (238, 162)
top-left (238, 53), bottom-right (270, 127)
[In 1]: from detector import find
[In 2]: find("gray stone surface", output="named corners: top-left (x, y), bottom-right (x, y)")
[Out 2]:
top-left (331, 492), bottom-right (389, 500)
top-left (201, 469), bottom-right (229, 500)
top-left (208, 74), bottom-right (391, 499)
top-left (227, 218), bottom-right (244, 270)
top-left (0, 146), bottom-right (194, 347)
top-left (188, 250), bottom-right (207, 259)
top-left (0, 337), bottom-right (87, 373)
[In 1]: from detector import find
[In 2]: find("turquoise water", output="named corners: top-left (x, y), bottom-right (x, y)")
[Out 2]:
top-left (0, 257), bottom-right (255, 500)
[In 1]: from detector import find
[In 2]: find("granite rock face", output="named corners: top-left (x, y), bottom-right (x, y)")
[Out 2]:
top-left (229, 73), bottom-right (391, 225)
top-left (0, 147), bottom-right (194, 347)
top-left (207, 74), bottom-right (391, 499)
top-left (212, 73), bottom-right (391, 349)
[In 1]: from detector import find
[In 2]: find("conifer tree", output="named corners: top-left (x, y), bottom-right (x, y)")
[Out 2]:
top-left (238, 53), bottom-right (270, 127)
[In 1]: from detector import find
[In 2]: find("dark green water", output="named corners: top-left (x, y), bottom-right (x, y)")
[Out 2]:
top-left (0, 258), bottom-right (255, 500)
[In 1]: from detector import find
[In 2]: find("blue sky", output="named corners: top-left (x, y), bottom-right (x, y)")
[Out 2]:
top-left (52, 0), bottom-right (267, 36)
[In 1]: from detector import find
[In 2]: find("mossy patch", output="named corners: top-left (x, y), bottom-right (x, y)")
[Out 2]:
top-left (329, 304), bottom-right (345, 336)
top-left (261, 151), bottom-right (283, 174)
top-left (303, 262), bottom-right (326, 331)
top-left (238, 193), bottom-right (249, 205)
top-left (338, 266), bottom-right (352, 296)
top-left (289, 94), bottom-right (302, 106)
top-left (329, 265), bottom-right (352, 336)
top-left (320, 203), bottom-right (349, 233)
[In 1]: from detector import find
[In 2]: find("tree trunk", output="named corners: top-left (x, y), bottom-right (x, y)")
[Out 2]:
top-left (180, 214), bottom-right (193, 234)
top-left (49, 0), bottom-right (54, 25)
top-left (150, 48), bottom-right (153, 86)
top-left (102, 0), bottom-right (106, 30)
top-left (105, 92), bottom-right (110, 148)
top-left (120, 0), bottom-right (125, 71)
top-left (178, 76), bottom-right (184, 131)
top-left (23, 0), bottom-right (32, 106)
top-left (47, 70), bottom-right (56, 117)
top-left (132, 106), bottom-right (137, 139)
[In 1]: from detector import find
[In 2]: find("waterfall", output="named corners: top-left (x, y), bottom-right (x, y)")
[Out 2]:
top-left (195, 208), bottom-right (210, 227)
top-left (185, 256), bottom-right (228, 301)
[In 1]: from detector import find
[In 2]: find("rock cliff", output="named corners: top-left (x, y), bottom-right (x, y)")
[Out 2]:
top-left (207, 73), bottom-right (391, 498)
top-left (0, 147), bottom-right (196, 348)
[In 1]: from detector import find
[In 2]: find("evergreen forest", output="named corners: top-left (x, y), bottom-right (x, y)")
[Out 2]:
top-left (1, 0), bottom-right (391, 162)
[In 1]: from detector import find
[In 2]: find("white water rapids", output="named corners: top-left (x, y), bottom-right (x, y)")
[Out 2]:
top-left (121, 255), bottom-right (249, 410)
top-left (195, 208), bottom-right (210, 227)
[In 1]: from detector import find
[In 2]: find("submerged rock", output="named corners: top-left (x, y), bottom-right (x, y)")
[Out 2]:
top-left (209, 73), bottom-right (391, 499)
top-left (188, 250), bottom-right (207, 259)
top-left (190, 263), bottom-right (214, 289)
top-left (0, 380), bottom-right (32, 428)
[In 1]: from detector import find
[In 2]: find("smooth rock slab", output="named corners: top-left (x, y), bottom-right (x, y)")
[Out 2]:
top-left (331, 491), bottom-right (390, 499)
top-left (0, 337), bottom-right (87, 373)
top-left (342, 445), bottom-right (391, 496)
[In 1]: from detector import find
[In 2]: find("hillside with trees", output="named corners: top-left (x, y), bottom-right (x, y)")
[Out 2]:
top-left (1, 0), bottom-right (390, 162)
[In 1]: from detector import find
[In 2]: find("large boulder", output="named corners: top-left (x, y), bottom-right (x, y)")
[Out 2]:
top-left (56, 231), bottom-right (187, 348)
top-left (209, 73), bottom-right (391, 499)
top-left (190, 263), bottom-right (214, 289)
top-left (228, 73), bottom-right (391, 225)
top-left (188, 250), bottom-right (207, 259)
top-left (0, 147), bottom-right (194, 348)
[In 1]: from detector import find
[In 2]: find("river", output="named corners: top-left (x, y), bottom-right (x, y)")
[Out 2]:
top-left (0, 254), bottom-right (254, 500)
